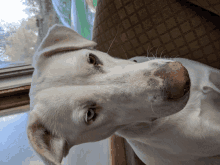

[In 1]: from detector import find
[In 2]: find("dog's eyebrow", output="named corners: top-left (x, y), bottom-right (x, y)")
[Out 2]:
top-left (82, 101), bottom-right (97, 109)
top-left (44, 49), bottom-right (79, 57)
top-left (43, 47), bottom-right (96, 58)
top-left (86, 47), bottom-right (97, 50)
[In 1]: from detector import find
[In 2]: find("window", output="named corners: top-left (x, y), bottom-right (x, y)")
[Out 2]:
top-left (0, 1), bottom-right (36, 163)
top-left (0, 0), bottom-right (109, 165)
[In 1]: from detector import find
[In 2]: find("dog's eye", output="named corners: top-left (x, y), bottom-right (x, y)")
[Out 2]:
top-left (85, 108), bottom-right (96, 123)
top-left (88, 54), bottom-right (97, 65)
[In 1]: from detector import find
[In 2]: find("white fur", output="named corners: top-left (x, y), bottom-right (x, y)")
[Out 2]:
top-left (27, 25), bottom-right (220, 165)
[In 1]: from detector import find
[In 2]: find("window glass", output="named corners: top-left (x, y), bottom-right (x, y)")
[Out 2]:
top-left (0, 0), bottom-right (38, 65)
top-left (0, 112), bottom-right (67, 165)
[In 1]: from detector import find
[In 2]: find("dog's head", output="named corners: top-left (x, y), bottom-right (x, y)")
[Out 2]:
top-left (27, 25), bottom-right (190, 165)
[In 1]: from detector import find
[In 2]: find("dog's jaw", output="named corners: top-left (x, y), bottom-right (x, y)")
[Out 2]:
top-left (115, 90), bottom-right (190, 140)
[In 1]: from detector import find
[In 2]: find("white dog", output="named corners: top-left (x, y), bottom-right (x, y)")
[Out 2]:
top-left (27, 24), bottom-right (220, 165)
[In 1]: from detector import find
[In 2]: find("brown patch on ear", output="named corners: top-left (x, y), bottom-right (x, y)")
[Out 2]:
top-left (154, 61), bottom-right (190, 99)
top-left (31, 122), bottom-right (54, 151)
top-left (28, 120), bottom-right (51, 155)
top-left (27, 112), bottom-right (70, 165)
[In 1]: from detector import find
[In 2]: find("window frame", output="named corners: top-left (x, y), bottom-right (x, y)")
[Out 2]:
top-left (0, 63), bottom-right (33, 116)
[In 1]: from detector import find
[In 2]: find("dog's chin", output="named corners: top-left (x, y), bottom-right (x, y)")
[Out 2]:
top-left (151, 88), bottom-right (191, 123)
top-left (120, 81), bottom-right (191, 129)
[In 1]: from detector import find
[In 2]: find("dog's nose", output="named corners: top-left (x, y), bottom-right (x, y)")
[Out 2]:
top-left (154, 61), bottom-right (190, 99)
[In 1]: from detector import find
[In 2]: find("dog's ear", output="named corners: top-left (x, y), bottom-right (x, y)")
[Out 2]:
top-left (27, 112), bottom-right (70, 165)
top-left (37, 24), bottom-right (97, 57)
top-left (33, 24), bottom-right (97, 66)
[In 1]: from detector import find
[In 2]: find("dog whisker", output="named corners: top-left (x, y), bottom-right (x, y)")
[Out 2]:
top-left (170, 54), bottom-right (180, 60)
top-left (149, 46), bottom-right (155, 54)
top-left (147, 46), bottom-right (150, 57)
top-left (151, 102), bottom-right (156, 115)
top-left (146, 56), bottom-right (151, 61)
top-left (151, 52), bottom-right (156, 59)
top-left (107, 23), bottom-right (129, 60)
top-left (107, 23), bottom-right (121, 54)
top-left (155, 46), bottom-right (160, 58)
top-left (120, 45), bottom-right (128, 59)
top-left (160, 50), bottom-right (165, 59)
top-left (174, 55), bottom-right (180, 58)
top-left (147, 46), bottom-right (155, 58)
top-left (144, 55), bottom-right (151, 61)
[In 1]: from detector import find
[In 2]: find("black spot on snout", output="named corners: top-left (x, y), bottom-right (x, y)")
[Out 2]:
top-left (144, 72), bottom-right (151, 77)
top-left (147, 78), bottom-right (159, 87)
top-left (154, 68), bottom-right (167, 76)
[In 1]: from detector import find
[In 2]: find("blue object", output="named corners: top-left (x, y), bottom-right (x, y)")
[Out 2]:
top-left (51, 0), bottom-right (95, 40)
top-left (51, 0), bottom-right (72, 28)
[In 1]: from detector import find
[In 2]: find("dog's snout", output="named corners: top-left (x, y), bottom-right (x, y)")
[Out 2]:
top-left (154, 61), bottom-right (190, 99)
